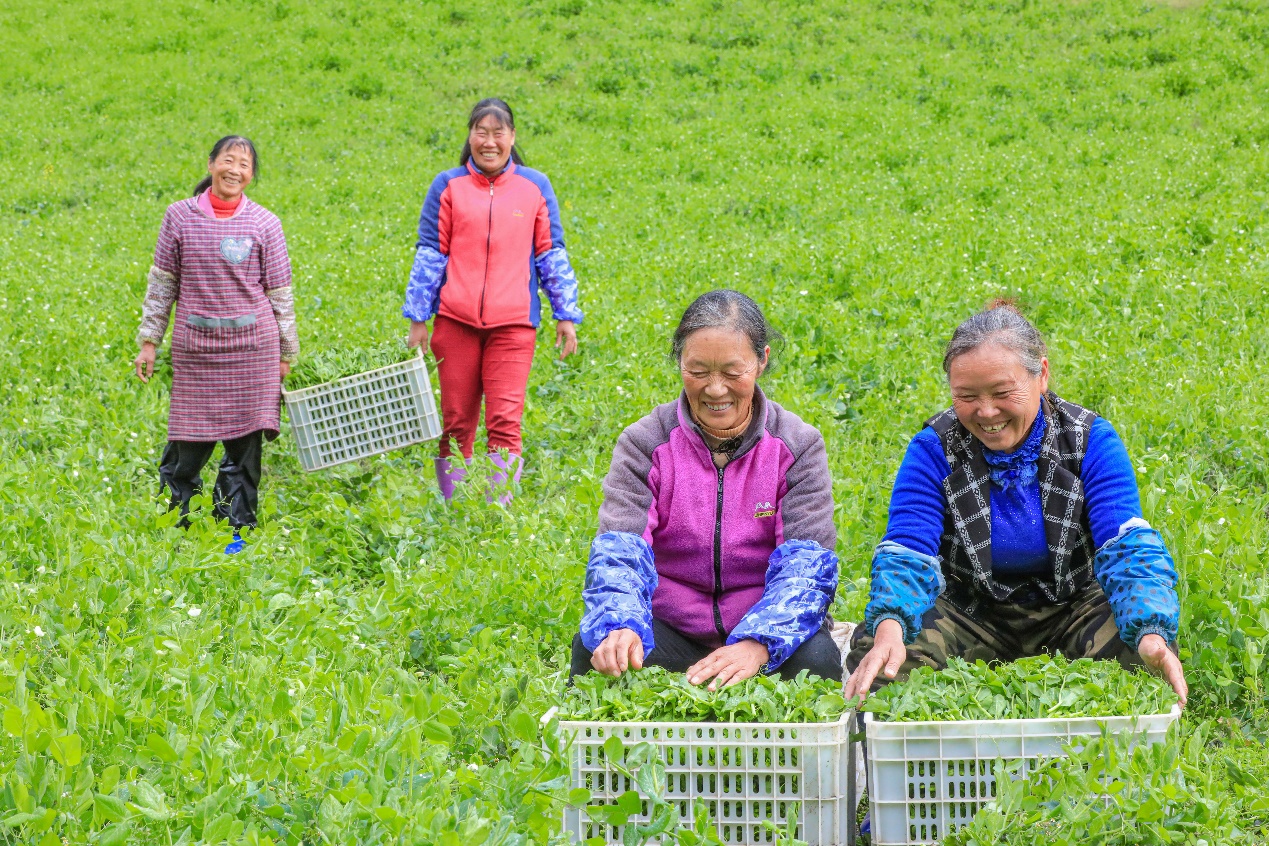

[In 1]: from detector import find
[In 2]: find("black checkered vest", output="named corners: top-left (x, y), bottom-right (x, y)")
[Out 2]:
top-left (926, 393), bottom-right (1098, 612)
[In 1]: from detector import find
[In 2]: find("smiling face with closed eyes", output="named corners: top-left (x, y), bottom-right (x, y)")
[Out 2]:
top-left (679, 327), bottom-right (769, 433)
top-left (948, 342), bottom-right (1049, 453)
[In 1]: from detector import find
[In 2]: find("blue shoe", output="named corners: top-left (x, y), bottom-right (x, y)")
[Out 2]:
top-left (224, 533), bottom-right (245, 555)
top-left (860, 813), bottom-right (871, 835)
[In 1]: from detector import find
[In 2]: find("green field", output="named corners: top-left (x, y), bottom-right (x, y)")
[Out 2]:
top-left (2, 0), bottom-right (1268, 842)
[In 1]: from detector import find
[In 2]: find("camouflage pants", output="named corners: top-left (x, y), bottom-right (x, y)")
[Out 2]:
top-left (845, 579), bottom-right (1148, 692)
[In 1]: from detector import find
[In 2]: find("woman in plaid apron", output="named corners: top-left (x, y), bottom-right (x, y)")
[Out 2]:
top-left (134, 135), bottom-right (299, 554)
top-left (844, 301), bottom-right (1187, 706)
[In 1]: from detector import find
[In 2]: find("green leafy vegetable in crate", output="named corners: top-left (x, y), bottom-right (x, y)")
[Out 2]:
top-left (287, 339), bottom-right (415, 390)
top-left (861, 654), bottom-right (1178, 722)
top-left (561, 666), bottom-right (847, 723)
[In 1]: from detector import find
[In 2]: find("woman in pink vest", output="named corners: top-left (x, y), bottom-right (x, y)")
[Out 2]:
top-left (133, 135), bottom-right (299, 554)
top-left (572, 291), bottom-right (841, 687)
top-left (402, 98), bottom-right (584, 502)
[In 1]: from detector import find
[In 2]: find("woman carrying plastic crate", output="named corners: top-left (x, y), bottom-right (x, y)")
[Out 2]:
top-left (133, 135), bottom-right (299, 555)
top-left (843, 301), bottom-right (1187, 706)
top-left (402, 98), bottom-right (583, 503)
top-left (571, 290), bottom-right (842, 687)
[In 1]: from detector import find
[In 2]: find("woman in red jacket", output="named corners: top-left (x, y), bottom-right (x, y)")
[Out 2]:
top-left (403, 98), bottom-right (583, 502)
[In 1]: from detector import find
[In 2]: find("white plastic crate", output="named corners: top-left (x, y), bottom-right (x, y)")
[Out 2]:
top-left (282, 351), bottom-right (441, 472)
top-left (556, 711), bottom-right (855, 845)
top-left (864, 705), bottom-right (1182, 845)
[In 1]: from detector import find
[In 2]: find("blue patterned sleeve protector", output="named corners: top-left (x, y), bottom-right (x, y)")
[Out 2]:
top-left (580, 531), bottom-right (658, 655)
top-left (401, 246), bottom-right (449, 322)
top-left (534, 246), bottom-right (584, 324)
top-left (1093, 518), bottom-right (1180, 647)
top-left (863, 541), bottom-right (945, 645)
top-left (728, 540), bottom-right (838, 670)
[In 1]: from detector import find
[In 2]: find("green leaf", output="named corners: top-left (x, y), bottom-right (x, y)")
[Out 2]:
top-left (94, 794), bottom-right (127, 823)
top-left (603, 734), bottom-right (625, 763)
top-left (96, 823), bottom-right (131, 846)
top-left (422, 721), bottom-right (453, 744)
top-left (2, 706), bottom-right (23, 737)
top-left (145, 734), bottom-right (178, 763)
top-left (616, 790), bottom-right (642, 815)
top-left (49, 733), bottom-right (82, 768)
top-left (507, 709), bottom-right (537, 742)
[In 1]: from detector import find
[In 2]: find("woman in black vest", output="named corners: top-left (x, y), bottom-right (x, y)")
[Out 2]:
top-left (843, 301), bottom-right (1186, 705)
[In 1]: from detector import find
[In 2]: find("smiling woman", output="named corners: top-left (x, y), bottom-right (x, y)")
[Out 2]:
top-left (402, 98), bottom-right (584, 504)
top-left (572, 290), bottom-right (843, 689)
top-left (843, 300), bottom-right (1188, 707)
top-left (132, 135), bottom-right (300, 554)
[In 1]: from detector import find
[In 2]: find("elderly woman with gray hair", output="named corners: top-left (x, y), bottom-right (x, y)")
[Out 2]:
top-left (573, 290), bottom-right (842, 688)
top-left (844, 301), bottom-right (1187, 704)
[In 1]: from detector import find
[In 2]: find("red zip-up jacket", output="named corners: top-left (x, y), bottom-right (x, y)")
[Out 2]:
top-left (402, 159), bottom-right (584, 328)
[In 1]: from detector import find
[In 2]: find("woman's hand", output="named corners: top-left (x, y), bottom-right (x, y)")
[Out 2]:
top-left (280, 360), bottom-right (291, 380)
top-left (134, 342), bottom-right (157, 383)
top-left (591, 628), bottom-right (644, 677)
top-left (687, 639), bottom-right (769, 691)
top-left (407, 320), bottom-right (430, 350)
top-left (1138, 633), bottom-right (1188, 708)
top-left (843, 618), bottom-right (907, 702)
top-left (556, 320), bottom-right (577, 359)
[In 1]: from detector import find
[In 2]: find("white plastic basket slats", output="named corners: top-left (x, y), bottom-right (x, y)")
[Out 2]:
top-left (864, 706), bottom-right (1182, 845)
top-left (282, 351), bottom-right (441, 472)
top-left (558, 714), bottom-right (854, 845)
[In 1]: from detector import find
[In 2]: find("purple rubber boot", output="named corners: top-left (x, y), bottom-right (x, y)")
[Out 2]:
top-left (434, 456), bottom-right (469, 502)
top-left (486, 453), bottom-right (523, 505)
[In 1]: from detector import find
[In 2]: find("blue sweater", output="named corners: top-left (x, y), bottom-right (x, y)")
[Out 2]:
top-left (865, 416), bottom-right (1179, 648)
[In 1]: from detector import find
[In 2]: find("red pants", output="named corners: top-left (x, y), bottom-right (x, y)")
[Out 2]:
top-left (430, 315), bottom-right (537, 459)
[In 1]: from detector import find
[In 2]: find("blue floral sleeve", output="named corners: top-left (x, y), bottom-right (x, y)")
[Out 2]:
top-left (580, 531), bottom-right (657, 655)
top-left (534, 246), bottom-right (584, 324)
top-left (727, 540), bottom-right (838, 670)
top-left (401, 246), bottom-right (448, 322)
top-left (863, 541), bottom-right (945, 645)
top-left (1093, 518), bottom-right (1180, 647)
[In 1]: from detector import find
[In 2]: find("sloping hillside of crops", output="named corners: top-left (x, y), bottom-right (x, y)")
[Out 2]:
top-left (0, 0), bottom-right (1266, 842)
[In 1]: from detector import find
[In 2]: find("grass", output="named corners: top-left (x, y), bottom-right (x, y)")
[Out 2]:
top-left (1, 0), bottom-right (1267, 842)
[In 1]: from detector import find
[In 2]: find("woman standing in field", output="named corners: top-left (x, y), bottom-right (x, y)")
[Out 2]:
top-left (573, 291), bottom-right (841, 687)
top-left (843, 301), bottom-right (1187, 704)
top-left (402, 98), bottom-right (583, 503)
top-left (134, 135), bottom-right (299, 554)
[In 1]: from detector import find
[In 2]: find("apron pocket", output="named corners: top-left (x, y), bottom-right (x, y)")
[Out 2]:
top-left (186, 313), bottom-right (259, 354)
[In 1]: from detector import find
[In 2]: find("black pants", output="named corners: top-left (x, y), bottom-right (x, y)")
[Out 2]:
top-left (570, 619), bottom-right (842, 682)
top-left (158, 431), bottom-right (264, 529)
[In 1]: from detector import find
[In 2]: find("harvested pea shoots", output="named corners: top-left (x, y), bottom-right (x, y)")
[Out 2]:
top-left (287, 339), bottom-right (416, 390)
top-left (561, 666), bottom-right (848, 723)
top-left (861, 654), bottom-right (1178, 722)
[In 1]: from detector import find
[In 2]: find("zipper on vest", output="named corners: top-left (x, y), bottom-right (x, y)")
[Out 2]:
top-left (711, 465), bottom-right (727, 641)
top-left (478, 178), bottom-right (494, 326)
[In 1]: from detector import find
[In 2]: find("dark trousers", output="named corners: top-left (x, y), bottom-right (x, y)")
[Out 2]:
top-left (845, 579), bottom-right (1150, 693)
top-left (570, 619), bottom-right (843, 682)
top-left (158, 431), bottom-right (264, 529)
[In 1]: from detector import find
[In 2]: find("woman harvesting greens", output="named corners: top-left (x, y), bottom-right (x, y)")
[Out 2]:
top-left (573, 290), bottom-right (841, 689)
top-left (843, 302), bottom-right (1186, 705)
top-left (402, 98), bottom-right (583, 503)
top-left (134, 135), bottom-right (298, 555)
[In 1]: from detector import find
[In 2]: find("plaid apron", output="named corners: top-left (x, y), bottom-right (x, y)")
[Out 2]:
top-left (153, 196), bottom-right (291, 442)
